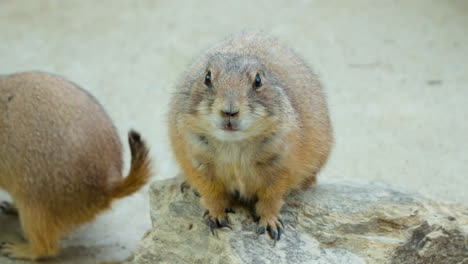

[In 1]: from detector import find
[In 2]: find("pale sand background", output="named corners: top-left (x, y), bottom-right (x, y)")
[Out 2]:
top-left (0, 0), bottom-right (467, 263)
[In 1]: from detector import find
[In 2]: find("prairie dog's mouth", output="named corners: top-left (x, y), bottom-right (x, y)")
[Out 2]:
top-left (211, 118), bottom-right (250, 141)
top-left (222, 119), bottom-right (239, 131)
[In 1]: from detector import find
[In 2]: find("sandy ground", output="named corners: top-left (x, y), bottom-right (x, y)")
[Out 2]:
top-left (0, 0), bottom-right (467, 263)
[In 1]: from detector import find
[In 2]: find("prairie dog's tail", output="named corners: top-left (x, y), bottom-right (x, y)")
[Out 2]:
top-left (111, 130), bottom-right (152, 199)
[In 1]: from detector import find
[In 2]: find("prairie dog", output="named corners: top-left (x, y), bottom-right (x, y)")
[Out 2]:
top-left (169, 33), bottom-right (333, 240)
top-left (0, 72), bottom-right (152, 260)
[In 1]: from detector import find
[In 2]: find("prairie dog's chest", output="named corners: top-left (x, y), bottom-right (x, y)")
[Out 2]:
top-left (214, 142), bottom-right (255, 166)
top-left (213, 142), bottom-right (260, 195)
top-left (188, 134), bottom-right (264, 195)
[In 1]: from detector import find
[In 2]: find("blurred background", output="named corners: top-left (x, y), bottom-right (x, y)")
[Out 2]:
top-left (0, 0), bottom-right (467, 263)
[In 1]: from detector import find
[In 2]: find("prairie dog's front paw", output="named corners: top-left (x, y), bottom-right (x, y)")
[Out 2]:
top-left (203, 209), bottom-right (233, 235)
top-left (202, 194), bottom-right (237, 234)
top-left (256, 215), bottom-right (284, 241)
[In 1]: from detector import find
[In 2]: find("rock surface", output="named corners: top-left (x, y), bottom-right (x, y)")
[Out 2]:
top-left (128, 178), bottom-right (468, 264)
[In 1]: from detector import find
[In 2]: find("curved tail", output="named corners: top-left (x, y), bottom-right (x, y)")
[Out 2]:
top-left (111, 130), bottom-right (152, 199)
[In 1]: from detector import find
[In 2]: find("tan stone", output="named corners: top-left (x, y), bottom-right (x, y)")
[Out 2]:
top-left (128, 178), bottom-right (468, 264)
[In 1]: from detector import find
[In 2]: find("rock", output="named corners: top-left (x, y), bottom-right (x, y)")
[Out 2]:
top-left (391, 221), bottom-right (468, 264)
top-left (128, 178), bottom-right (468, 264)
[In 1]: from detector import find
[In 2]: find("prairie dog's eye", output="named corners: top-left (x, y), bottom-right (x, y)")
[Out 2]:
top-left (253, 73), bottom-right (262, 89)
top-left (205, 71), bottom-right (212, 86)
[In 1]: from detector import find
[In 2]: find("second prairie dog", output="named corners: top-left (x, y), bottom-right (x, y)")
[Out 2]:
top-left (169, 32), bottom-right (333, 240)
top-left (0, 72), bottom-right (152, 260)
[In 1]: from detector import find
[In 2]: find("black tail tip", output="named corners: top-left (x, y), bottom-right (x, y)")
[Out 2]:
top-left (128, 130), bottom-right (142, 144)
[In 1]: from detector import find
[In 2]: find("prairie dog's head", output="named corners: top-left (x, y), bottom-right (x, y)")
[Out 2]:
top-left (186, 53), bottom-right (283, 141)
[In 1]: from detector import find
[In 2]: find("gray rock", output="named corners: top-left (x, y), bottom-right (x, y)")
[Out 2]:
top-left (391, 221), bottom-right (468, 264)
top-left (128, 178), bottom-right (468, 264)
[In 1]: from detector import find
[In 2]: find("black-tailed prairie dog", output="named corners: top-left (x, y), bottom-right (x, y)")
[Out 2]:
top-left (0, 72), bottom-right (152, 260)
top-left (169, 32), bottom-right (333, 241)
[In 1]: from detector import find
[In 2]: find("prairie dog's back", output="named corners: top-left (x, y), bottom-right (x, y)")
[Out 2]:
top-left (0, 72), bottom-right (153, 260)
top-left (0, 72), bottom-right (122, 203)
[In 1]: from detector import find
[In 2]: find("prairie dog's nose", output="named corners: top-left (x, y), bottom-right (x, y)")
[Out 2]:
top-left (220, 97), bottom-right (240, 117)
top-left (221, 109), bottom-right (239, 117)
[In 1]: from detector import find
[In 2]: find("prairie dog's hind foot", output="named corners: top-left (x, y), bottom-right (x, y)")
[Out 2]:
top-left (0, 201), bottom-right (18, 216)
top-left (0, 241), bottom-right (55, 260)
top-left (180, 181), bottom-right (201, 197)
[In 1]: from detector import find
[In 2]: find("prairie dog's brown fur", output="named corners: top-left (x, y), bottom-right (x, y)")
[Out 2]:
top-left (0, 72), bottom-right (152, 260)
top-left (169, 32), bottom-right (333, 240)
